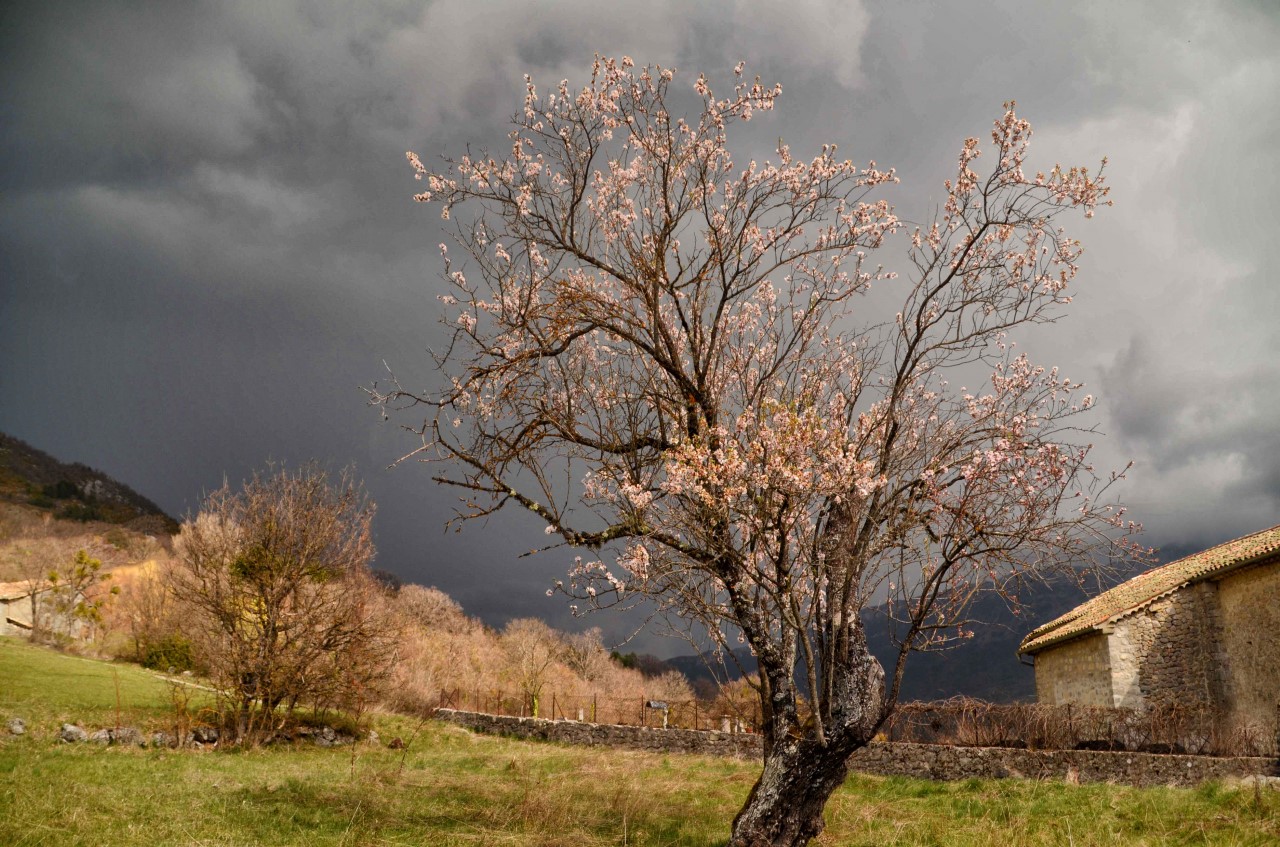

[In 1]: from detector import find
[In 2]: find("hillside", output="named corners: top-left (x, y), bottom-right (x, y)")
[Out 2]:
top-left (0, 432), bottom-right (178, 535)
top-left (0, 434), bottom-right (179, 589)
top-left (862, 577), bottom-right (1104, 702)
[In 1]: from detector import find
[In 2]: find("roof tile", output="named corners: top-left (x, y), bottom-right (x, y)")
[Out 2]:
top-left (1020, 523), bottom-right (1280, 654)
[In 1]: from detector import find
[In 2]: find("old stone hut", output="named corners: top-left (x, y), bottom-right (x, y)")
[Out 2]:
top-left (0, 580), bottom-right (89, 639)
top-left (0, 581), bottom-right (41, 637)
top-left (1019, 524), bottom-right (1280, 746)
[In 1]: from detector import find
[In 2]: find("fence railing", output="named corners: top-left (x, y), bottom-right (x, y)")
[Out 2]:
top-left (433, 689), bottom-right (1276, 757)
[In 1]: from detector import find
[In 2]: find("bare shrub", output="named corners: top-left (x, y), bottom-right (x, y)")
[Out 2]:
top-left (105, 552), bottom-right (193, 668)
top-left (172, 463), bottom-right (397, 741)
top-left (879, 699), bottom-right (1272, 757)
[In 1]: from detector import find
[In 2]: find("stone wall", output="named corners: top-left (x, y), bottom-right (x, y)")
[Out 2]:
top-left (1032, 557), bottom-right (1278, 748)
top-left (435, 709), bottom-right (1278, 787)
top-left (848, 741), bottom-right (1275, 788)
top-left (436, 709), bottom-right (762, 758)
top-left (1111, 581), bottom-right (1226, 710)
top-left (1033, 631), bottom-right (1112, 707)
top-left (1217, 560), bottom-right (1280, 749)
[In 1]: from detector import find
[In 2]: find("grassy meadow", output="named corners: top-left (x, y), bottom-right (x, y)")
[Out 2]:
top-left (1, 637), bottom-right (1277, 846)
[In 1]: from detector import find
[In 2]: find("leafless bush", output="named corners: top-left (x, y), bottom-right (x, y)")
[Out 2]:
top-left (880, 698), bottom-right (1273, 757)
top-left (172, 463), bottom-right (398, 742)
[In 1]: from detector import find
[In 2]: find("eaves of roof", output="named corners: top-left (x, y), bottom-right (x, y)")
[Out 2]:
top-left (0, 582), bottom-right (38, 602)
top-left (1019, 523), bottom-right (1280, 655)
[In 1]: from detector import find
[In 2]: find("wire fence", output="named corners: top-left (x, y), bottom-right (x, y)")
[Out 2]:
top-left (436, 689), bottom-right (1276, 757)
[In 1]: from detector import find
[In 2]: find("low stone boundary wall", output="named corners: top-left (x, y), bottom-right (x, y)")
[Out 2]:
top-left (849, 741), bottom-right (1276, 788)
top-left (437, 709), bottom-right (761, 758)
top-left (435, 709), bottom-right (1278, 788)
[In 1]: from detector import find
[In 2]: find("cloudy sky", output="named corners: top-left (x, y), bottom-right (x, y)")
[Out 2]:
top-left (2, 0), bottom-right (1277, 653)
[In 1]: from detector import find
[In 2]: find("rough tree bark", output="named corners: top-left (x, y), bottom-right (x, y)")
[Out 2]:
top-left (731, 628), bottom-right (884, 846)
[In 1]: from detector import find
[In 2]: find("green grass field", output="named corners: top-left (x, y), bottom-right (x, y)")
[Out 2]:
top-left (2, 637), bottom-right (1277, 846)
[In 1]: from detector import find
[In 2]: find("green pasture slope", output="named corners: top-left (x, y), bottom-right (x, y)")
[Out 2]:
top-left (1, 637), bottom-right (1277, 846)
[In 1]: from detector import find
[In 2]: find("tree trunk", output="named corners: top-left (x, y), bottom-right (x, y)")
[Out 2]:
top-left (235, 701), bottom-right (249, 743)
top-left (731, 622), bottom-right (885, 847)
top-left (730, 732), bottom-right (870, 847)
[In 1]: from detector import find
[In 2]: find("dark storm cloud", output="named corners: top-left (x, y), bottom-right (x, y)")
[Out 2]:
top-left (2, 0), bottom-right (1277, 652)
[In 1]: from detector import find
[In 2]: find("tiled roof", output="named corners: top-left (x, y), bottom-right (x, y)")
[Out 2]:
top-left (1020, 523), bottom-right (1280, 655)
top-left (0, 581), bottom-right (38, 601)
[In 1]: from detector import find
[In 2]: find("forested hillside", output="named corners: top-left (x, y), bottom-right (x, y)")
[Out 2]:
top-left (0, 433), bottom-right (178, 534)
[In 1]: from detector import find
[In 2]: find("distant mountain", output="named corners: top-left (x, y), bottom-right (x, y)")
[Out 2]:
top-left (862, 579), bottom-right (1100, 703)
top-left (0, 433), bottom-right (178, 533)
top-left (665, 571), bottom-right (1127, 704)
top-left (663, 648), bottom-right (756, 698)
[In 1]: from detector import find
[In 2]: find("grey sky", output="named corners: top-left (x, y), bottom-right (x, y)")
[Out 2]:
top-left (2, 0), bottom-right (1277, 652)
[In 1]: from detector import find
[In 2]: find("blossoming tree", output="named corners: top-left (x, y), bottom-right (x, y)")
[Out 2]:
top-left (372, 57), bottom-right (1136, 847)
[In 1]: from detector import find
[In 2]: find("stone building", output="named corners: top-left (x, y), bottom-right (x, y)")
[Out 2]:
top-left (1019, 524), bottom-right (1279, 747)
top-left (0, 581), bottom-right (41, 636)
top-left (0, 580), bottom-right (88, 639)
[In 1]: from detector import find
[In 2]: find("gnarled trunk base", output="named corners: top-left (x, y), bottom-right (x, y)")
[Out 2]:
top-left (731, 621), bottom-right (884, 847)
top-left (729, 733), bottom-right (869, 847)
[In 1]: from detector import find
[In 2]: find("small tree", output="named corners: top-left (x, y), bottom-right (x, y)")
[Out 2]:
top-left (45, 549), bottom-right (118, 642)
top-left (173, 464), bottom-right (395, 741)
top-left (560, 627), bottom-right (615, 686)
top-left (500, 617), bottom-right (563, 717)
top-left (8, 540), bottom-right (64, 640)
top-left (115, 556), bottom-right (191, 668)
top-left (374, 58), bottom-right (1137, 845)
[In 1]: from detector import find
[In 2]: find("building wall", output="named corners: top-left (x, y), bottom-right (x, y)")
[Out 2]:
top-left (1216, 561), bottom-right (1280, 749)
top-left (1110, 581), bottom-right (1227, 710)
top-left (1033, 631), bottom-right (1112, 707)
top-left (1034, 559), bottom-right (1278, 753)
top-left (2, 588), bottom-right (85, 640)
top-left (1, 594), bottom-right (36, 636)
